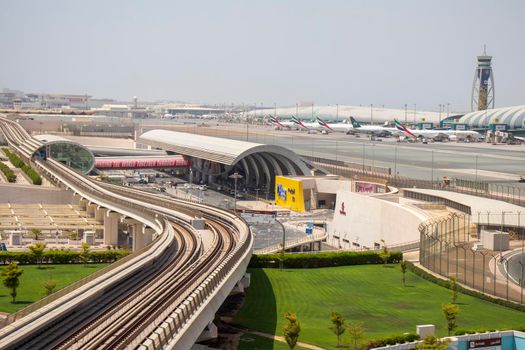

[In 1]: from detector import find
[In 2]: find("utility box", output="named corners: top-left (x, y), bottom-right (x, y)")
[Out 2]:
top-left (481, 230), bottom-right (509, 251)
top-left (9, 232), bottom-right (21, 246)
top-left (83, 231), bottom-right (95, 245)
top-left (416, 324), bottom-right (435, 338)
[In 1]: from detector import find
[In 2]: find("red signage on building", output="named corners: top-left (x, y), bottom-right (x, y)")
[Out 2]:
top-left (339, 202), bottom-right (346, 215)
top-left (468, 338), bottom-right (501, 349)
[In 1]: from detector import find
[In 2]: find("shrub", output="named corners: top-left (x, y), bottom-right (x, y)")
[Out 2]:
top-left (249, 251), bottom-right (403, 269)
top-left (0, 249), bottom-right (131, 265)
top-left (0, 162), bottom-right (16, 182)
top-left (2, 148), bottom-right (42, 185)
top-left (365, 333), bottom-right (420, 349)
top-left (455, 326), bottom-right (525, 335)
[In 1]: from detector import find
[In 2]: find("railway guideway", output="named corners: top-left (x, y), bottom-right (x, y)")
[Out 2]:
top-left (0, 115), bottom-right (253, 350)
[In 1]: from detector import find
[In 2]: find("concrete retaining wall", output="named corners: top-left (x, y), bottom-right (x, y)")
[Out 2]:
top-left (329, 191), bottom-right (427, 249)
top-left (0, 184), bottom-right (73, 204)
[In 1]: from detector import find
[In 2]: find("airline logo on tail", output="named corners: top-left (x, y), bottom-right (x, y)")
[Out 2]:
top-left (316, 117), bottom-right (333, 131)
top-left (394, 119), bottom-right (416, 138)
top-left (269, 115), bottom-right (284, 127)
top-left (291, 116), bottom-right (307, 129)
top-left (349, 117), bottom-right (361, 128)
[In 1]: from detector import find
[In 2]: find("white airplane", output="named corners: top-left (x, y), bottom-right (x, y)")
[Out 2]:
top-left (394, 120), bottom-right (449, 141)
top-left (446, 129), bottom-right (481, 142)
top-left (315, 117), bottom-right (354, 134)
top-left (269, 115), bottom-right (295, 129)
top-left (291, 116), bottom-right (324, 132)
top-left (349, 117), bottom-right (400, 137)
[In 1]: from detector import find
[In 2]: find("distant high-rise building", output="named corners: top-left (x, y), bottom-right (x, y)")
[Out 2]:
top-left (471, 46), bottom-right (495, 111)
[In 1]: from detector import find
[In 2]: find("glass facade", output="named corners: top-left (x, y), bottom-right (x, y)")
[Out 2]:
top-left (36, 142), bottom-right (94, 174)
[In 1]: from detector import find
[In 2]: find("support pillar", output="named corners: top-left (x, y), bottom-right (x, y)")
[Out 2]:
top-left (87, 203), bottom-right (97, 218)
top-left (95, 206), bottom-right (107, 221)
top-left (132, 222), bottom-right (145, 251)
top-left (79, 198), bottom-right (88, 210)
top-left (144, 227), bottom-right (155, 246)
top-left (104, 211), bottom-right (120, 246)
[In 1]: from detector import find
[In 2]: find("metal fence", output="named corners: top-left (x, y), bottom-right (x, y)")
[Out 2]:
top-left (419, 213), bottom-right (525, 304)
top-left (306, 157), bottom-right (525, 208)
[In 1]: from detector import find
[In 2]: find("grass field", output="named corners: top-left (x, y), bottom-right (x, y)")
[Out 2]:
top-left (0, 264), bottom-right (108, 313)
top-left (234, 265), bottom-right (525, 349)
top-left (237, 333), bottom-right (309, 350)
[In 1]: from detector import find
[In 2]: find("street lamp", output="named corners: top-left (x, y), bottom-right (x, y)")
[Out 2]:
top-left (229, 172), bottom-right (243, 213)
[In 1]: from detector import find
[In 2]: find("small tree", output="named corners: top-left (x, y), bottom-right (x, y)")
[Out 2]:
top-left (330, 312), bottom-right (346, 348)
top-left (442, 303), bottom-right (459, 335)
top-left (1, 262), bottom-right (24, 303)
top-left (80, 243), bottom-right (90, 266)
top-left (415, 335), bottom-right (449, 350)
top-left (43, 279), bottom-right (57, 295)
top-left (400, 260), bottom-right (407, 286)
top-left (283, 312), bottom-right (301, 349)
top-left (347, 322), bottom-right (365, 350)
top-left (31, 228), bottom-right (41, 241)
top-left (449, 276), bottom-right (458, 304)
top-left (379, 239), bottom-right (390, 266)
top-left (28, 242), bottom-right (46, 265)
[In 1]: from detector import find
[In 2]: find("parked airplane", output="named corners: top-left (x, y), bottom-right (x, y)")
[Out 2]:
top-left (291, 116), bottom-right (321, 131)
top-left (349, 117), bottom-right (400, 137)
top-left (315, 117), bottom-right (353, 134)
top-left (447, 129), bottom-right (482, 142)
top-left (394, 120), bottom-right (449, 141)
top-left (269, 115), bottom-right (295, 129)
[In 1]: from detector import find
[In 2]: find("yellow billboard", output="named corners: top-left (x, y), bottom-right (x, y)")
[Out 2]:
top-left (275, 176), bottom-right (305, 212)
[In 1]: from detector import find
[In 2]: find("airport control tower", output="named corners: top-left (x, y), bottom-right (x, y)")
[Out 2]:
top-left (471, 46), bottom-right (495, 111)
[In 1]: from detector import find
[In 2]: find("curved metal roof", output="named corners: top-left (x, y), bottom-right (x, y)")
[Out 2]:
top-left (460, 105), bottom-right (525, 128)
top-left (138, 129), bottom-right (310, 175)
top-left (32, 134), bottom-right (96, 174)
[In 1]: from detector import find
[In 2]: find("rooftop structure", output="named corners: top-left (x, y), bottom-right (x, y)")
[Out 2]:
top-left (139, 129), bottom-right (310, 190)
top-left (459, 105), bottom-right (525, 128)
top-left (32, 134), bottom-right (95, 174)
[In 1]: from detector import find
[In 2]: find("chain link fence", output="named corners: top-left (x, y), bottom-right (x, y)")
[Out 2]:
top-left (419, 213), bottom-right (525, 304)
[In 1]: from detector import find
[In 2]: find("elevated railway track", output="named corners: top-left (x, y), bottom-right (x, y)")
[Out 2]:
top-left (0, 116), bottom-right (253, 350)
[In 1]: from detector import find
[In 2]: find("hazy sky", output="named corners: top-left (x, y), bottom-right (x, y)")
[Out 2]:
top-left (1, 0), bottom-right (524, 112)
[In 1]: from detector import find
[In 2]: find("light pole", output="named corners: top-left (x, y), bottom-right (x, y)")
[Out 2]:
top-left (362, 143), bottom-right (366, 171)
top-left (439, 104), bottom-right (442, 126)
top-left (475, 155), bottom-right (479, 181)
top-left (311, 103), bottom-right (314, 119)
top-left (394, 146), bottom-right (398, 177)
top-left (336, 104), bottom-right (339, 122)
top-left (404, 104), bottom-right (408, 124)
top-left (413, 104), bottom-right (417, 125)
top-left (229, 172), bottom-right (243, 213)
top-left (431, 150), bottom-right (434, 183)
top-left (296, 103), bottom-right (299, 118)
top-left (274, 103), bottom-right (277, 119)
top-left (447, 103), bottom-right (450, 119)
top-left (370, 104), bottom-right (373, 125)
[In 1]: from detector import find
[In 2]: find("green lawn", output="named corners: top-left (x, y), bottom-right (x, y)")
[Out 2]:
top-left (234, 265), bottom-right (525, 350)
top-left (237, 333), bottom-right (309, 350)
top-left (0, 264), bottom-right (108, 313)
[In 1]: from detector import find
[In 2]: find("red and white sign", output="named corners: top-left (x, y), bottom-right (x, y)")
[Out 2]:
top-left (95, 157), bottom-right (191, 170)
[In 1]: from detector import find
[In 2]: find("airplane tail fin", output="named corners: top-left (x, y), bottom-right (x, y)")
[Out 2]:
top-left (394, 119), bottom-right (416, 138)
top-left (349, 116), bottom-right (361, 128)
